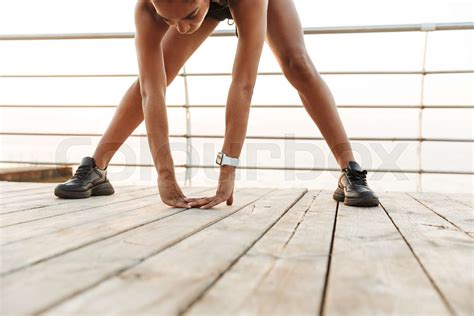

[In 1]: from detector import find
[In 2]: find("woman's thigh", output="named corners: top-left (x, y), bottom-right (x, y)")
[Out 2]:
top-left (265, 0), bottom-right (310, 70)
top-left (161, 17), bottom-right (220, 85)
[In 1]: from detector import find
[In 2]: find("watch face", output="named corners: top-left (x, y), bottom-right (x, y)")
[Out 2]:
top-left (216, 152), bottom-right (223, 165)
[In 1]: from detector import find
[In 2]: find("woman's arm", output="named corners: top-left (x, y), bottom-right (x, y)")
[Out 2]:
top-left (135, 1), bottom-right (174, 178)
top-left (134, 1), bottom-right (192, 208)
top-left (187, 0), bottom-right (269, 209)
top-left (221, 0), bottom-right (268, 159)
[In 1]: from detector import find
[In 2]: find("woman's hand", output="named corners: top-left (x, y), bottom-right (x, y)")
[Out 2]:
top-left (157, 175), bottom-right (199, 208)
top-left (186, 166), bottom-right (235, 209)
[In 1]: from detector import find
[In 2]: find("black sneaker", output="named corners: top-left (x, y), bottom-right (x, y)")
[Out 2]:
top-left (333, 160), bottom-right (379, 207)
top-left (54, 156), bottom-right (115, 199)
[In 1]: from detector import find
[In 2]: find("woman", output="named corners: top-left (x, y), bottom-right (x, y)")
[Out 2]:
top-left (54, 0), bottom-right (379, 208)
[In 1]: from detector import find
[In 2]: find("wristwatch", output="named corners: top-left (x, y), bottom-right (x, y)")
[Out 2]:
top-left (215, 151), bottom-right (240, 167)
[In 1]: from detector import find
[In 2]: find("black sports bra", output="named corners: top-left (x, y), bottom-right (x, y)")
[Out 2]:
top-left (207, 0), bottom-right (233, 22)
top-left (207, 0), bottom-right (238, 37)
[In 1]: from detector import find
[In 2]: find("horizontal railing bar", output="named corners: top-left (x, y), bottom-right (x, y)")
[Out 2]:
top-left (181, 70), bottom-right (474, 76)
top-left (1, 132), bottom-right (472, 143)
top-left (1, 22), bottom-right (473, 41)
top-left (1, 70), bottom-right (472, 78)
top-left (0, 132), bottom-right (184, 138)
top-left (0, 33), bottom-right (136, 41)
top-left (0, 74), bottom-right (138, 78)
top-left (300, 22), bottom-right (474, 34)
top-left (1, 104), bottom-right (473, 109)
top-left (189, 165), bottom-right (472, 175)
top-left (0, 160), bottom-right (471, 175)
top-left (188, 135), bottom-right (474, 143)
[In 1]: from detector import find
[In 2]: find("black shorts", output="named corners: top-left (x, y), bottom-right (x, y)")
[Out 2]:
top-left (205, 2), bottom-right (233, 21)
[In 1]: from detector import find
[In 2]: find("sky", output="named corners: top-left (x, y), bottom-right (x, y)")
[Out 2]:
top-left (0, 0), bottom-right (473, 34)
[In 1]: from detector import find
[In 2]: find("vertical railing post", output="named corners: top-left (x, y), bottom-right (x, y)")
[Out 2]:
top-left (417, 23), bottom-right (435, 192)
top-left (183, 66), bottom-right (192, 186)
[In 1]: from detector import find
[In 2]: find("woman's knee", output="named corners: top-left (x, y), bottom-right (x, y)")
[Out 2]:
top-left (279, 50), bottom-right (317, 84)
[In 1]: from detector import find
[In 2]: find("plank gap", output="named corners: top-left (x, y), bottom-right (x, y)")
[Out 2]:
top-left (0, 184), bottom-right (139, 216)
top-left (1, 202), bottom-right (192, 276)
top-left (37, 188), bottom-right (276, 314)
top-left (0, 188), bottom-right (157, 229)
top-left (378, 200), bottom-right (457, 316)
top-left (180, 189), bottom-right (308, 314)
top-left (318, 198), bottom-right (339, 316)
top-left (407, 193), bottom-right (473, 239)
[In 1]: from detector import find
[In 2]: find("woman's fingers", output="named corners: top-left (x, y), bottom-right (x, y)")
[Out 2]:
top-left (185, 193), bottom-right (233, 209)
top-left (187, 197), bottom-right (213, 208)
top-left (200, 196), bottom-right (226, 209)
top-left (183, 197), bottom-right (203, 202)
top-left (171, 198), bottom-right (192, 209)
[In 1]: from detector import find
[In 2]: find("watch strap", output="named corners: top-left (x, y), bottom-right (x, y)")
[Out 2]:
top-left (216, 152), bottom-right (239, 167)
top-left (221, 155), bottom-right (239, 167)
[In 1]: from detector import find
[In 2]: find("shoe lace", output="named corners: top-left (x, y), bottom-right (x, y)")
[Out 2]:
top-left (72, 165), bottom-right (92, 180)
top-left (346, 169), bottom-right (368, 186)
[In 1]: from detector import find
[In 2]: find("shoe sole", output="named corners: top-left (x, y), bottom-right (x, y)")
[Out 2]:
top-left (333, 187), bottom-right (379, 207)
top-left (54, 181), bottom-right (115, 199)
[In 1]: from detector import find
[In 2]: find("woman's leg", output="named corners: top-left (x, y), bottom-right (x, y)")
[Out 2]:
top-left (92, 18), bottom-right (220, 169)
top-left (265, 0), bottom-right (355, 170)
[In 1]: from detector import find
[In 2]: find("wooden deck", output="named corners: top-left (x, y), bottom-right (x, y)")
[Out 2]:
top-left (1, 181), bottom-right (472, 316)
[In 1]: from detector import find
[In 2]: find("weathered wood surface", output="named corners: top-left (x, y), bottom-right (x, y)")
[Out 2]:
top-left (186, 190), bottom-right (334, 315)
top-left (0, 181), bottom-right (51, 192)
top-left (324, 193), bottom-right (450, 315)
top-left (2, 187), bottom-right (273, 315)
top-left (380, 192), bottom-right (474, 316)
top-left (0, 185), bottom-right (150, 227)
top-left (445, 193), bottom-right (473, 208)
top-left (0, 181), bottom-right (472, 316)
top-left (408, 192), bottom-right (474, 237)
top-left (1, 186), bottom-right (210, 274)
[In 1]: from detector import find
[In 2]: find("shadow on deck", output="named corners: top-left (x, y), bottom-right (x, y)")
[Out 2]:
top-left (1, 181), bottom-right (472, 315)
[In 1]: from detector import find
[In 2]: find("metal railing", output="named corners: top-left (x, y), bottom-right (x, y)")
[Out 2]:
top-left (1, 22), bottom-right (473, 189)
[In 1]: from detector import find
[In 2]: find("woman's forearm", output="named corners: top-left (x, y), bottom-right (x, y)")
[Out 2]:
top-left (142, 96), bottom-right (175, 178)
top-left (221, 81), bottom-right (254, 158)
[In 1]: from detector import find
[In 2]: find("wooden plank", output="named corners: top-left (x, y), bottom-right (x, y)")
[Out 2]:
top-left (1, 185), bottom-right (56, 201)
top-left (1, 182), bottom-right (144, 206)
top-left (324, 192), bottom-right (450, 315)
top-left (1, 188), bottom-right (273, 315)
top-left (380, 192), bottom-right (473, 315)
top-left (44, 188), bottom-right (307, 315)
top-left (0, 185), bottom-right (152, 227)
top-left (409, 192), bottom-right (474, 237)
top-left (1, 186), bottom-right (160, 244)
top-left (445, 193), bottom-right (473, 208)
top-left (0, 185), bottom-right (158, 231)
top-left (0, 181), bottom-right (52, 192)
top-left (1, 183), bottom-right (138, 203)
top-left (1, 184), bottom-right (149, 216)
top-left (186, 190), bottom-right (336, 315)
top-left (0, 186), bottom-right (209, 275)
top-left (2, 196), bottom-right (77, 214)
top-left (0, 186), bottom-right (213, 245)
